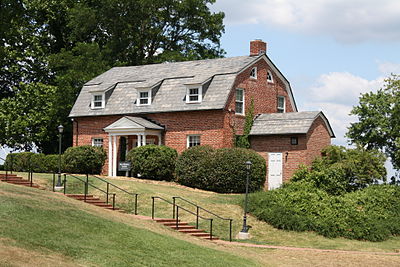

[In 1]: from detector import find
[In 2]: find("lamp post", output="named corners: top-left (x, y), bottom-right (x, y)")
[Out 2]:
top-left (55, 125), bottom-right (64, 189)
top-left (239, 160), bottom-right (252, 239)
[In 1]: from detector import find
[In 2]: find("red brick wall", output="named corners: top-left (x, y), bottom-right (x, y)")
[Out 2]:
top-left (249, 116), bottom-right (332, 189)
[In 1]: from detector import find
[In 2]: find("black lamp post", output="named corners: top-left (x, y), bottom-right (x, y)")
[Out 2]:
top-left (55, 124), bottom-right (64, 188)
top-left (241, 160), bottom-right (252, 234)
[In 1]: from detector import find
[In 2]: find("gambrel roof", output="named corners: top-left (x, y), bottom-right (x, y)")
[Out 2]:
top-left (69, 54), bottom-right (297, 117)
top-left (250, 111), bottom-right (335, 137)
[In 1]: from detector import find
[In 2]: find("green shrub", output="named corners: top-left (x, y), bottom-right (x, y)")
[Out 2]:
top-left (176, 146), bottom-right (266, 193)
top-left (64, 146), bottom-right (106, 174)
top-left (127, 145), bottom-right (178, 181)
top-left (0, 164), bottom-right (3, 171)
top-left (248, 183), bottom-right (400, 241)
top-left (4, 152), bottom-right (63, 173)
top-left (5, 152), bottom-right (35, 171)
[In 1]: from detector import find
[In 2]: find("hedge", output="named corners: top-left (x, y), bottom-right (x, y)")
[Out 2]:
top-left (176, 146), bottom-right (266, 193)
top-left (63, 146), bottom-right (106, 174)
top-left (127, 145), bottom-right (178, 181)
top-left (248, 182), bottom-right (400, 241)
top-left (4, 152), bottom-right (62, 173)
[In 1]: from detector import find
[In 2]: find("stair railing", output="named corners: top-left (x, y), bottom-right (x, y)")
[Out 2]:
top-left (173, 196), bottom-right (233, 242)
top-left (88, 175), bottom-right (139, 215)
top-left (151, 196), bottom-right (214, 240)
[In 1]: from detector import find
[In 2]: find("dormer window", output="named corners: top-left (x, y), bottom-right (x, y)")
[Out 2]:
top-left (277, 96), bottom-right (285, 113)
top-left (137, 89), bottom-right (151, 106)
top-left (91, 94), bottom-right (105, 109)
top-left (186, 85), bottom-right (202, 103)
top-left (267, 71), bottom-right (274, 83)
top-left (250, 67), bottom-right (257, 79)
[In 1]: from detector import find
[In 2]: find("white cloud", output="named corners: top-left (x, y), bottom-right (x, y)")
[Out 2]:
top-left (212, 0), bottom-right (400, 43)
top-left (377, 61), bottom-right (400, 76)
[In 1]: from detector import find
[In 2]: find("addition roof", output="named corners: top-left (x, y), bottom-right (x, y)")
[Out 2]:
top-left (249, 111), bottom-right (335, 137)
top-left (69, 54), bottom-right (297, 117)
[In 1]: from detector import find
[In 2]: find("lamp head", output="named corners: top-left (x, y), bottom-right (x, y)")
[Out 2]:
top-left (58, 125), bottom-right (64, 134)
top-left (245, 161), bottom-right (252, 170)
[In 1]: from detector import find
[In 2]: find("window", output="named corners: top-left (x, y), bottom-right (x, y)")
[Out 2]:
top-left (92, 94), bottom-right (104, 109)
top-left (250, 67), bottom-right (257, 79)
top-left (137, 89), bottom-right (151, 106)
top-left (267, 71), bottom-right (273, 83)
top-left (291, 137), bottom-right (298, 145)
top-left (92, 138), bottom-right (103, 147)
top-left (277, 96), bottom-right (285, 113)
top-left (187, 135), bottom-right (201, 148)
top-left (235, 88), bottom-right (244, 115)
top-left (186, 86), bottom-right (202, 103)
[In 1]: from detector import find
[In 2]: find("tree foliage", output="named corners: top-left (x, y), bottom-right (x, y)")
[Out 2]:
top-left (347, 75), bottom-right (400, 171)
top-left (0, 0), bottom-right (225, 153)
top-left (236, 98), bottom-right (255, 148)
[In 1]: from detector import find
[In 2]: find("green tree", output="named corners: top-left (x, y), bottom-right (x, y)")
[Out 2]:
top-left (347, 75), bottom-right (400, 171)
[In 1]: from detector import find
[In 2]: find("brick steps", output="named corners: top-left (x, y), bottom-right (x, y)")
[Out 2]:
top-left (155, 219), bottom-right (219, 241)
top-left (0, 174), bottom-right (40, 188)
top-left (66, 194), bottom-right (120, 211)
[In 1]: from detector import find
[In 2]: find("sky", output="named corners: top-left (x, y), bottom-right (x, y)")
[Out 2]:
top-left (211, 0), bottom-right (400, 177)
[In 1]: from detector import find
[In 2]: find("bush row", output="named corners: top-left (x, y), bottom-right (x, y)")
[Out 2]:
top-left (4, 152), bottom-right (60, 173)
top-left (248, 182), bottom-right (400, 241)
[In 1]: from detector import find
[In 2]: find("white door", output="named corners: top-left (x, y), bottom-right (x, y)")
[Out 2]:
top-left (268, 153), bottom-right (283, 190)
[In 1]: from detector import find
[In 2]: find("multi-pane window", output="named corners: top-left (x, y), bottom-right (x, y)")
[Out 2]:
top-left (277, 96), bottom-right (285, 113)
top-left (250, 67), bottom-right (257, 79)
top-left (235, 88), bottom-right (244, 115)
top-left (186, 87), bottom-right (202, 103)
top-left (139, 91), bottom-right (149, 105)
top-left (187, 135), bottom-right (201, 148)
top-left (92, 138), bottom-right (103, 147)
top-left (267, 71), bottom-right (273, 83)
top-left (92, 94), bottom-right (104, 109)
top-left (291, 137), bottom-right (298, 145)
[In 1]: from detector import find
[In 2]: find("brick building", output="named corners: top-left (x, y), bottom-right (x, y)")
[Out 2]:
top-left (69, 40), bottom-right (334, 188)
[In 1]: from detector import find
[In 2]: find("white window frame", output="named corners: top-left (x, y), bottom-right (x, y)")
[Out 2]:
top-left (267, 70), bottom-right (274, 83)
top-left (186, 85), bottom-right (202, 103)
top-left (250, 67), bottom-right (257, 79)
top-left (235, 88), bottom-right (245, 115)
top-left (92, 138), bottom-right (104, 147)
top-left (91, 93), bottom-right (105, 109)
top-left (187, 135), bottom-right (201, 148)
top-left (137, 89), bottom-right (152, 106)
top-left (277, 96), bottom-right (285, 113)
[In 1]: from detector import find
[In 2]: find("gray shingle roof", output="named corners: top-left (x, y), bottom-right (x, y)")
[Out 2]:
top-left (104, 116), bottom-right (164, 131)
top-left (69, 56), bottom-right (257, 117)
top-left (249, 111), bottom-right (335, 137)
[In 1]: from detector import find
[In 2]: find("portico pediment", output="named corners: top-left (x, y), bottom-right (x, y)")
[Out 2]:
top-left (104, 116), bottom-right (164, 134)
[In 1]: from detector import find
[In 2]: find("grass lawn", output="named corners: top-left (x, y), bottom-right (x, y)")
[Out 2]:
top-left (4, 171), bottom-right (400, 253)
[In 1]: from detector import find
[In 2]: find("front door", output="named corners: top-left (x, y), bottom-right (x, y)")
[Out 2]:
top-left (268, 153), bottom-right (283, 190)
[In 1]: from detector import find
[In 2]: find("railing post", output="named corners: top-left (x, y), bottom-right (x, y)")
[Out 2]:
top-left (172, 197), bottom-right (176, 219)
top-left (52, 173), bottom-right (55, 192)
top-left (210, 219), bottom-right (213, 240)
top-left (176, 205), bottom-right (179, 230)
top-left (5, 169), bottom-right (8, 181)
top-left (134, 194), bottom-right (138, 215)
top-left (196, 206), bottom-right (199, 229)
top-left (106, 183), bottom-right (109, 204)
top-left (112, 193), bottom-right (116, 210)
top-left (151, 197), bottom-right (155, 219)
top-left (63, 175), bottom-right (67, 195)
top-left (10, 154), bottom-right (13, 174)
top-left (30, 171), bottom-right (33, 187)
top-left (229, 219), bottom-right (232, 242)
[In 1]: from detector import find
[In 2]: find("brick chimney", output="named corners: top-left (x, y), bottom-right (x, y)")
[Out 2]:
top-left (250, 39), bottom-right (267, 56)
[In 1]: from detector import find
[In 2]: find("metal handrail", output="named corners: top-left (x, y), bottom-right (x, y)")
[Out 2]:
top-left (89, 175), bottom-right (139, 215)
top-left (152, 196), bottom-right (214, 240)
top-left (173, 196), bottom-right (233, 241)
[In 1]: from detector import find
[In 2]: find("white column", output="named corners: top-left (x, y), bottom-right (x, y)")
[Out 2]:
top-left (112, 135), bottom-right (117, 177)
top-left (158, 134), bottom-right (162, 145)
top-left (142, 134), bottom-right (146, 146)
top-left (137, 134), bottom-right (141, 147)
top-left (108, 135), bottom-right (112, 176)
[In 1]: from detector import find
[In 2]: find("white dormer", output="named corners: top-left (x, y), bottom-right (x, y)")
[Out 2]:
top-left (185, 84), bottom-right (202, 103)
top-left (91, 93), bottom-right (105, 109)
top-left (136, 88), bottom-right (152, 106)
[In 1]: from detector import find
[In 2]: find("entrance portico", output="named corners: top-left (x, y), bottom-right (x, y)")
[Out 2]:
top-left (104, 116), bottom-right (164, 177)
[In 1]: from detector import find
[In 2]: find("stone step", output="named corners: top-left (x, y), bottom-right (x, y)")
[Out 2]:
top-left (168, 225), bottom-right (196, 230)
top-left (66, 194), bottom-right (94, 198)
top-left (155, 219), bottom-right (178, 223)
top-left (190, 232), bottom-right (213, 237)
top-left (178, 229), bottom-right (205, 233)
top-left (201, 236), bottom-right (219, 241)
top-left (0, 174), bottom-right (18, 178)
top-left (162, 222), bottom-right (188, 226)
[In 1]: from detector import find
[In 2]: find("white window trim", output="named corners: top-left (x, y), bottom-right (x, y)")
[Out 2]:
top-left (277, 96), bottom-right (286, 113)
top-left (267, 70), bottom-right (274, 83)
top-left (186, 85), bottom-right (202, 103)
top-left (235, 88), bottom-right (245, 115)
top-left (136, 88), bottom-right (152, 106)
top-left (92, 137), bottom-right (104, 147)
top-left (250, 67), bottom-right (257, 79)
top-left (187, 135), bottom-right (201, 148)
top-left (91, 93), bottom-right (105, 109)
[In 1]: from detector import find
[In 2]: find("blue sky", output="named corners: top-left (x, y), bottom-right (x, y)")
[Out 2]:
top-left (211, 0), bottom-right (400, 177)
